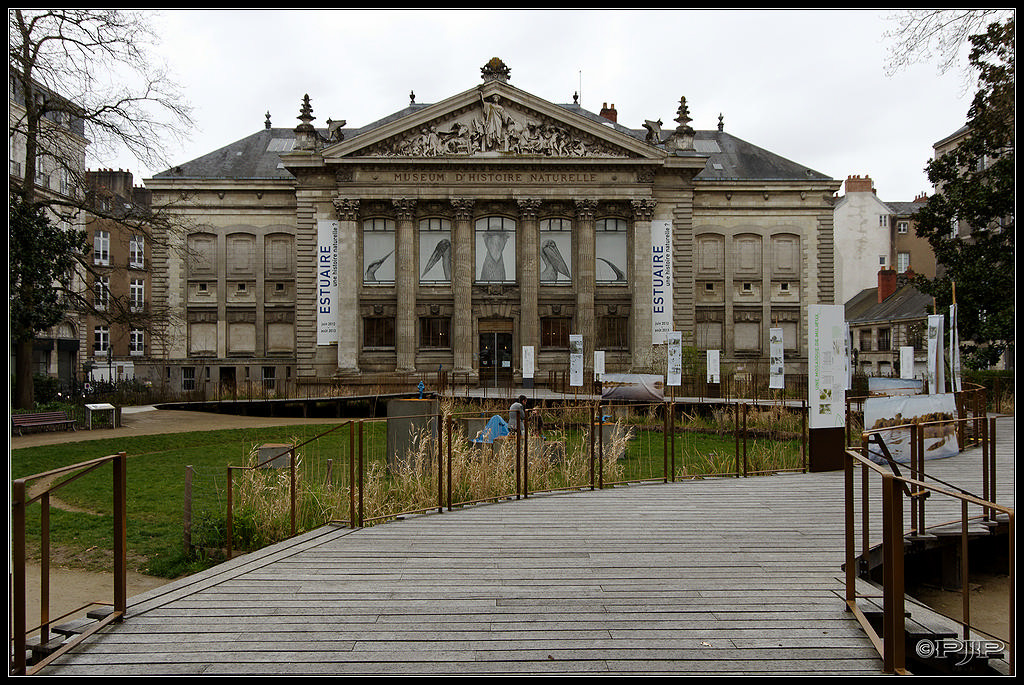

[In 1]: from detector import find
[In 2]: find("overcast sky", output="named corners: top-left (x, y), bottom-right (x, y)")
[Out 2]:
top-left (98, 9), bottom-right (991, 202)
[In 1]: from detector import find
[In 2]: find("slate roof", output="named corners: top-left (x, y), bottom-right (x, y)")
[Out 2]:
top-left (845, 282), bottom-right (932, 325)
top-left (153, 101), bottom-right (832, 185)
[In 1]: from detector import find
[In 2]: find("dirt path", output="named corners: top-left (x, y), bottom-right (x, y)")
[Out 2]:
top-left (20, 562), bottom-right (171, 624)
top-left (12, 406), bottom-right (343, 620)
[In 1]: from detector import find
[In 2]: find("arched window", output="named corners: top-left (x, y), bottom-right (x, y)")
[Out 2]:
top-left (475, 216), bottom-right (516, 283)
top-left (363, 218), bottom-right (396, 284)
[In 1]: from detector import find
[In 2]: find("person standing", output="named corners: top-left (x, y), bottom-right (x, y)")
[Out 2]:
top-left (509, 395), bottom-right (527, 433)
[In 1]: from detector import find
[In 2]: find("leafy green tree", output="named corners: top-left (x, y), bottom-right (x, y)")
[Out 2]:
top-left (9, 197), bottom-right (89, 405)
top-left (909, 17), bottom-right (1014, 369)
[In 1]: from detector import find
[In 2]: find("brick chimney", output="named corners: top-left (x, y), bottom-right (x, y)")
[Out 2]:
top-left (878, 269), bottom-right (898, 303)
top-left (914, 192), bottom-right (928, 203)
top-left (845, 175), bottom-right (874, 194)
top-left (600, 102), bottom-right (617, 123)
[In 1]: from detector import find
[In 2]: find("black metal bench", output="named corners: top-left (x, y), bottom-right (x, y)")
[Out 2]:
top-left (11, 411), bottom-right (77, 436)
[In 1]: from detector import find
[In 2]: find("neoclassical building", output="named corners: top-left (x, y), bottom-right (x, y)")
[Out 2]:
top-left (145, 59), bottom-right (840, 394)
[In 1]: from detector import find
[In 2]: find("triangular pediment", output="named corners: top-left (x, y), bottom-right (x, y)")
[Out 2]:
top-left (323, 81), bottom-right (661, 162)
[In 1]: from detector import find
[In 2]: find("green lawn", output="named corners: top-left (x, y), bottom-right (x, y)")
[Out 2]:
top-left (11, 418), bottom-right (803, 579)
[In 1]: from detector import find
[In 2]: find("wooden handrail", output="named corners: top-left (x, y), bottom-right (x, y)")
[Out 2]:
top-left (10, 452), bottom-right (127, 676)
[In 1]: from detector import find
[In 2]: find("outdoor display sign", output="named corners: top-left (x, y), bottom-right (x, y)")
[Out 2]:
top-left (594, 350), bottom-right (605, 381)
top-left (569, 334), bottom-right (583, 387)
top-left (651, 219), bottom-right (673, 344)
top-left (706, 349), bottom-right (720, 384)
top-left (769, 327), bottom-right (784, 389)
top-left (522, 345), bottom-right (534, 381)
top-left (900, 346), bottom-right (915, 380)
top-left (868, 377), bottom-right (922, 396)
top-left (316, 219), bottom-right (339, 346)
top-left (807, 304), bottom-right (845, 430)
top-left (600, 374), bottom-right (665, 402)
top-left (949, 304), bottom-right (962, 392)
top-left (927, 314), bottom-right (945, 394)
top-left (667, 331), bottom-right (682, 386)
top-left (863, 393), bottom-right (958, 464)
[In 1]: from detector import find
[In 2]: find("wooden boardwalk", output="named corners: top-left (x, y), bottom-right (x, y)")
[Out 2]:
top-left (37, 416), bottom-right (1014, 676)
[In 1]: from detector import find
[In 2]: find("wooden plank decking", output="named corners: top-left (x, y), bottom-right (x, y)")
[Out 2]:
top-left (37, 416), bottom-right (1014, 676)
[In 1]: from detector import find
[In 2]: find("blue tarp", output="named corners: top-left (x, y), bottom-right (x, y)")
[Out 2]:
top-left (471, 414), bottom-right (509, 444)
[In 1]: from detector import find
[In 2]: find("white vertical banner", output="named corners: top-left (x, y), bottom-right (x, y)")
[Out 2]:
top-left (667, 331), bottom-right (682, 386)
top-left (807, 305), bottom-right (846, 429)
top-left (316, 219), bottom-right (339, 346)
top-left (593, 350), bottom-right (605, 381)
top-left (844, 322), bottom-right (853, 390)
top-left (900, 346), bottom-right (915, 380)
top-left (706, 349), bottom-right (720, 384)
top-left (651, 219), bottom-right (673, 344)
top-left (769, 327), bottom-right (784, 389)
top-left (569, 334), bottom-right (584, 387)
top-left (522, 346), bottom-right (535, 381)
top-left (949, 304), bottom-right (961, 392)
top-left (927, 314), bottom-right (944, 394)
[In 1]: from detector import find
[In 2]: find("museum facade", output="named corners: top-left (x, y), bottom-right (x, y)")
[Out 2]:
top-left (145, 59), bottom-right (841, 395)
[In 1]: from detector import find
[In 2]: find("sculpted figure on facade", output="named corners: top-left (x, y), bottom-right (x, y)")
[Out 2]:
top-left (376, 98), bottom-right (627, 159)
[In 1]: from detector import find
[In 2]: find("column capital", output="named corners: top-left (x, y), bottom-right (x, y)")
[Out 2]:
top-left (631, 198), bottom-right (658, 221)
top-left (574, 198), bottom-right (598, 220)
top-left (451, 197), bottom-right (475, 221)
top-left (333, 197), bottom-right (360, 221)
top-left (517, 197), bottom-right (542, 219)
top-left (392, 198), bottom-right (417, 220)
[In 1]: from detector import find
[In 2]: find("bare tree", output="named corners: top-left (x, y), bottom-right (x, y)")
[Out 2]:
top-left (9, 9), bottom-right (194, 408)
top-left (883, 9), bottom-right (1014, 86)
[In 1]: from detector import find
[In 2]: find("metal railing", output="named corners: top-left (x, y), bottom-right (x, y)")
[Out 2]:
top-left (10, 452), bottom-right (127, 676)
top-left (843, 420), bottom-right (1014, 675)
top-left (223, 400), bottom-right (808, 556)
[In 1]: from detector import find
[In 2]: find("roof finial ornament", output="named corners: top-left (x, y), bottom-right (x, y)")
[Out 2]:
top-left (667, 96), bottom-right (696, 153)
top-left (410, 90), bottom-right (415, 104)
top-left (294, 94), bottom-right (318, 150)
top-left (718, 113), bottom-right (724, 132)
top-left (480, 57), bottom-right (511, 83)
top-left (265, 111), bottom-right (272, 129)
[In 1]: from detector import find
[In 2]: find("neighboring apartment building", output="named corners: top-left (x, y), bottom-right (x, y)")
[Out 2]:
top-left (846, 270), bottom-right (931, 378)
top-left (144, 59), bottom-right (842, 395)
top-left (834, 175), bottom-right (937, 303)
top-left (82, 169), bottom-right (154, 383)
top-left (8, 71), bottom-right (89, 388)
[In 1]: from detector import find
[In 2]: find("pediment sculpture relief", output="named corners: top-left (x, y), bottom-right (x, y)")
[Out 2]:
top-left (370, 93), bottom-right (629, 159)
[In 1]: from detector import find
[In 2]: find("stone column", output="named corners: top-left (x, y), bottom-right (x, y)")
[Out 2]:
top-left (517, 198), bottom-right (542, 353)
top-left (575, 199), bottom-right (597, 378)
top-left (394, 198), bottom-right (417, 373)
top-left (631, 198), bottom-right (657, 370)
top-left (451, 198), bottom-right (475, 374)
top-left (333, 198), bottom-right (361, 373)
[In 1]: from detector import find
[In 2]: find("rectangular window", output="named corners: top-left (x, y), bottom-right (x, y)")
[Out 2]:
top-left (541, 317), bottom-right (571, 349)
top-left (182, 367), bottom-right (196, 391)
top-left (130, 329), bottom-right (145, 356)
top-left (94, 230), bottom-right (110, 266)
top-left (897, 252), bottom-right (910, 274)
top-left (129, 235), bottom-right (145, 268)
top-left (419, 317), bottom-right (451, 348)
top-left (93, 326), bottom-right (109, 354)
top-left (597, 316), bottom-right (629, 350)
top-left (94, 276), bottom-right (109, 310)
top-left (859, 329), bottom-right (872, 352)
top-left (262, 366), bottom-right (276, 390)
top-left (897, 221), bottom-right (909, 234)
top-left (130, 279), bottom-right (145, 311)
top-left (363, 316), bottom-right (395, 348)
top-left (878, 328), bottom-right (891, 352)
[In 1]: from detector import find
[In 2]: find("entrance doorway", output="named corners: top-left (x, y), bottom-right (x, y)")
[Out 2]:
top-left (478, 319), bottom-right (513, 388)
